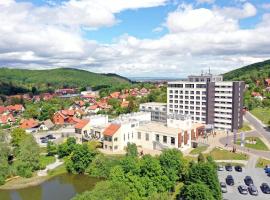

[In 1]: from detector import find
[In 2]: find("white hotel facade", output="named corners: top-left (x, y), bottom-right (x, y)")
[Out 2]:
top-left (167, 73), bottom-right (245, 131)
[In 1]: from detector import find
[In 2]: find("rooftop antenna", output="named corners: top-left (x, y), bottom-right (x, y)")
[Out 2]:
top-left (201, 69), bottom-right (203, 76)
top-left (208, 66), bottom-right (211, 74)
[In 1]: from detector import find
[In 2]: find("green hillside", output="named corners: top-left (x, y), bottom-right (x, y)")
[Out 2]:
top-left (0, 68), bottom-right (131, 95)
top-left (223, 59), bottom-right (270, 82)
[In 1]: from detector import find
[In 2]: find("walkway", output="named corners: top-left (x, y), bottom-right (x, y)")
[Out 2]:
top-left (37, 156), bottom-right (63, 176)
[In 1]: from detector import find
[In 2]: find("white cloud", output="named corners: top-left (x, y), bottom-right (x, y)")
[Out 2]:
top-left (261, 3), bottom-right (270, 9)
top-left (196, 0), bottom-right (215, 4)
top-left (0, 0), bottom-right (269, 77)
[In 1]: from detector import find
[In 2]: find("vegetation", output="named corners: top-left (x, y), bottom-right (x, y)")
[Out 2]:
top-left (0, 68), bottom-right (131, 95)
top-left (236, 137), bottom-right (269, 151)
top-left (39, 155), bottom-right (56, 169)
top-left (190, 145), bottom-right (208, 155)
top-left (250, 107), bottom-right (270, 125)
top-left (238, 123), bottom-right (252, 132)
top-left (256, 158), bottom-right (270, 168)
top-left (207, 147), bottom-right (249, 160)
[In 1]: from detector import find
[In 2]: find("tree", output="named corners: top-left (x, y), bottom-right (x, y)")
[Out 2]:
top-left (66, 144), bottom-right (96, 174)
top-left (11, 128), bottom-right (27, 148)
top-left (0, 131), bottom-right (10, 185)
top-left (47, 141), bottom-right (58, 156)
top-left (16, 135), bottom-right (40, 177)
top-left (180, 182), bottom-right (215, 200)
top-left (72, 181), bottom-right (130, 200)
top-left (159, 149), bottom-right (186, 188)
top-left (189, 163), bottom-right (222, 200)
top-left (198, 153), bottom-right (205, 163)
top-left (58, 137), bottom-right (76, 158)
top-left (126, 142), bottom-right (138, 157)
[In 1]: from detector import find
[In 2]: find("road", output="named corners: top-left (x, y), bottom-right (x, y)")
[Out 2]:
top-left (245, 112), bottom-right (270, 143)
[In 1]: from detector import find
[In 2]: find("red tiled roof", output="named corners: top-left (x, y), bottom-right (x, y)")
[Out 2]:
top-left (20, 118), bottom-right (39, 129)
top-left (6, 104), bottom-right (24, 111)
top-left (89, 105), bottom-right (98, 110)
top-left (121, 101), bottom-right (129, 108)
top-left (0, 106), bottom-right (7, 114)
top-left (75, 119), bottom-right (89, 129)
top-left (103, 124), bottom-right (121, 136)
top-left (0, 114), bottom-right (15, 124)
top-left (61, 110), bottom-right (75, 116)
top-left (110, 92), bottom-right (121, 99)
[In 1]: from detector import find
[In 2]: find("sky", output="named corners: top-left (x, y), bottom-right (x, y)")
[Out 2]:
top-left (0, 0), bottom-right (270, 78)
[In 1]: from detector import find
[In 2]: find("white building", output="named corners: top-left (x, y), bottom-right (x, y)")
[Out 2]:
top-left (139, 102), bottom-right (167, 123)
top-left (167, 73), bottom-right (244, 131)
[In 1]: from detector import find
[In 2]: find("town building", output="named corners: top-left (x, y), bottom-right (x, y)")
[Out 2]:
top-left (139, 102), bottom-right (167, 123)
top-left (167, 73), bottom-right (245, 131)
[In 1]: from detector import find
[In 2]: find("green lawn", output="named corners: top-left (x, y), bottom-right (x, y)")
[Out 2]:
top-left (190, 146), bottom-right (208, 155)
top-left (251, 107), bottom-right (270, 125)
top-left (217, 162), bottom-right (245, 167)
top-left (39, 155), bottom-right (56, 169)
top-left (238, 123), bottom-right (252, 132)
top-left (206, 147), bottom-right (249, 160)
top-left (236, 137), bottom-right (269, 151)
top-left (256, 158), bottom-right (270, 168)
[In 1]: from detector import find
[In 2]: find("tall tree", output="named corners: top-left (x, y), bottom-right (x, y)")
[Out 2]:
top-left (181, 182), bottom-right (215, 200)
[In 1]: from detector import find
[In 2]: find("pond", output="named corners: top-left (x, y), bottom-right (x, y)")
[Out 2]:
top-left (0, 174), bottom-right (100, 200)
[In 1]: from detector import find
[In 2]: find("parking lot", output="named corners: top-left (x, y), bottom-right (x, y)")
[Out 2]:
top-left (218, 166), bottom-right (270, 200)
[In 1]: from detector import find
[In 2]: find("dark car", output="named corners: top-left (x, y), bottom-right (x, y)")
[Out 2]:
top-left (40, 136), bottom-right (46, 140)
top-left (226, 175), bottom-right (234, 186)
top-left (46, 134), bottom-right (56, 140)
top-left (235, 165), bottom-right (242, 172)
top-left (225, 164), bottom-right (233, 171)
top-left (248, 185), bottom-right (258, 196)
top-left (238, 185), bottom-right (248, 195)
top-left (244, 176), bottom-right (254, 186)
top-left (41, 138), bottom-right (48, 143)
top-left (261, 183), bottom-right (270, 194)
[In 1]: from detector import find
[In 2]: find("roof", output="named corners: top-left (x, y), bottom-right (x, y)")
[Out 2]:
top-left (61, 110), bottom-right (75, 116)
top-left (121, 101), bottom-right (129, 108)
top-left (110, 92), bottom-right (121, 98)
top-left (0, 114), bottom-right (15, 124)
top-left (0, 106), bottom-right (7, 114)
top-left (136, 122), bottom-right (180, 136)
top-left (89, 105), bottom-right (98, 110)
top-left (20, 118), bottom-right (39, 129)
top-left (6, 104), bottom-right (24, 111)
top-left (75, 119), bottom-right (90, 129)
top-left (44, 119), bottom-right (54, 129)
top-left (103, 124), bottom-right (121, 136)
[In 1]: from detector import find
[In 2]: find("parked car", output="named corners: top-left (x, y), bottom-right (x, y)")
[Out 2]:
top-left (248, 185), bottom-right (258, 196)
top-left (261, 183), bottom-right (270, 194)
top-left (226, 175), bottom-right (234, 186)
top-left (217, 165), bottom-right (224, 171)
top-left (40, 136), bottom-right (46, 140)
top-left (220, 182), bottom-right (227, 193)
top-left (244, 176), bottom-right (254, 186)
top-left (235, 165), bottom-right (242, 172)
top-left (46, 134), bottom-right (56, 140)
top-left (264, 167), bottom-right (270, 174)
top-left (238, 185), bottom-right (248, 195)
top-left (225, 164), bottom-right (233, 171)
top-left (41, 138), bottom-right (48, 143)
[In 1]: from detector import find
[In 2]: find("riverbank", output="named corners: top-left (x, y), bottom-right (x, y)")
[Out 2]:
top-left (0, 164), bottom-right (66, 190)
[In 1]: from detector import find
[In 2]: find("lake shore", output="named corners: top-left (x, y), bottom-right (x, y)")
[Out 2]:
top-left (0, 164), bottom-right (66, 190)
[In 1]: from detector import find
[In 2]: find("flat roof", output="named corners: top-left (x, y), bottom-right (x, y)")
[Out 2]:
top-left (140, 102), bottom-right (167, 107)
top-left (136, 122), bottom-right (179, 136)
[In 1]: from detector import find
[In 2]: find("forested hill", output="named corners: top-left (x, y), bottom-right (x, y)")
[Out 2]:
top-left (0, 68), bottom-right (131, 95)
top-left (223, 59), bottom-right (270, 81)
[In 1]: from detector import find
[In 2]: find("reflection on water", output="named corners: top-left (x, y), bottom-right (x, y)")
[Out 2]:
top-left (0, 174), bottom-right (100, 200)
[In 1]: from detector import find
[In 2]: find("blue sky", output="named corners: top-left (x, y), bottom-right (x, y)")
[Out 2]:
top-left (0, 0), bottom-right (270, 77)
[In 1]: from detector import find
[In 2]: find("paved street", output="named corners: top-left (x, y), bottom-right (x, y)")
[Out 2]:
top-left (218, 167), bottom-right (270, 200)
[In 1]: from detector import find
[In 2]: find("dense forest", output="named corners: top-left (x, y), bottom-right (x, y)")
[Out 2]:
top-left (0, 68), bottom-right (131, 95)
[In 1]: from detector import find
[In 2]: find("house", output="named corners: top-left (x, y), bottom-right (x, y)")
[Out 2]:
top-left (55, 88), bottom-right (76, 95)
top-left (74, 100), bottom-right (85, 108)
top-left (109, 92), bottom-right (121, 99)
top-left (119, 94), bottom-right (129, 101)
top-left (0, 114), bottom-right (15, 125)
top-left (139, 88), bottom-right (149, 96)
top-left (6, 104), bottom-right (25, 114)
top-left (251, 92), bottom-right (263, 100)
top-left (41, 93), bottom-right (54, 101)
top-left (0, 106), bottom-right (7, 114)
top-left (85, 105), bottom-right (100, 114)
top-left (39, 119), bottom-right (54, 131)
top-left (121, 100), bottom-right (129, 108)
top-left (20, 118), bottom-right (39, 133)
top-left (75, 119), bottom-right (90, 143)
top-left (33, 95), bottom-right (41, 102)
top-left (52, 110), bottom-right (76, 125)
top-left (22, 94), bottom-right (31, 101)
top-left (265, 79), bottom-right (270, 87)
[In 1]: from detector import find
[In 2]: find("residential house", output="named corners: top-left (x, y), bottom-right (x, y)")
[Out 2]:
top-left (265, 79), bottom-right (270, 87)
top-left (55, 88), bottom-right (76, 95)
top-left (85, 105), bottom-right (100, 114)
top-left (39, 119), bottom-right (54, 131)
top-left (52, 110), bottom-right (77, 125)
top-left (0, 106), bottom-right (7, 114)
top-left (109, 92), bottom-right (121, 99)
top-left (20, 118), bottom-right (39, 133)
top-left (75, 119), bottom-right (90, 143)
top-left (251, 92), bottom-right (263, 100)
top-left (0, 113), bottom-right (16, 125)
top-left (121, 100), bottom-right (129, 108)
top-left (6, 104), bottom-right (25, 114)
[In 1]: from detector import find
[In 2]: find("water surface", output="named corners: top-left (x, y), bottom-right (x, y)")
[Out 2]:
top-left (0, 174), bottom-right (100, 200)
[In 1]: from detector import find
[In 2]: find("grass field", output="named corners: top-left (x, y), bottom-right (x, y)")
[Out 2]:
top-left (190, 146), bottom-right (208, 155)
top-left (216, 162), bottom-right (245, 167)
top-left (39, 155), bottom-right (56, 169)
top-left (206, 147), bottom-right (249, 160)
top-left (238, 123), bottom-right (252, 132)
top-left (236, 137), bottom-right (269, 151)
top-left (251, 107), bottom-right (270, 125)
top-left (256, 158), bottom-right (270, 168)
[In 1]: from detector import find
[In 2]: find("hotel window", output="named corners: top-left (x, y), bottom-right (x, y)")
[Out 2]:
top-left (163, 136), bottom-right (167, 143)
top-left (114, 137), bottom-right (118, 142)
top-left (171, 137), bottom-right (175, 145)
top-left (145, 133), bottom-right (149, 141)
top-left (138, 132), bottom-right (141, 139)
top-left (155, 134), bottom-right (160, 142)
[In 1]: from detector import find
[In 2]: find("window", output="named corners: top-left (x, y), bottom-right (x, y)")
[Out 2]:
top-left (155, 134), bottom-right (160, 142)
top-left (138, 132), bottom-right (141, 139)
top-left (114, 146), bottom-right (118, 150)
top-left (171, 137), bottom-right (175, 145)
top-left (145, 133), bottom-right (149, 141)
top-left (114, 137), bottom-right (118, 142)
top-left (163, 136), bottom-right (167, 143)
top-left (196, 91), bottom-right (200, 94)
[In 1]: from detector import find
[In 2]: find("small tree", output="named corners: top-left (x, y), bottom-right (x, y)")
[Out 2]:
top-left (11, 128), bottom-right (27, 148)
top-left (47, 141), bottom-right (58, 156)
top-left (181, 182), bottom-right (215, 200)
top-left (126, 143), bottom-right (138, 157)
